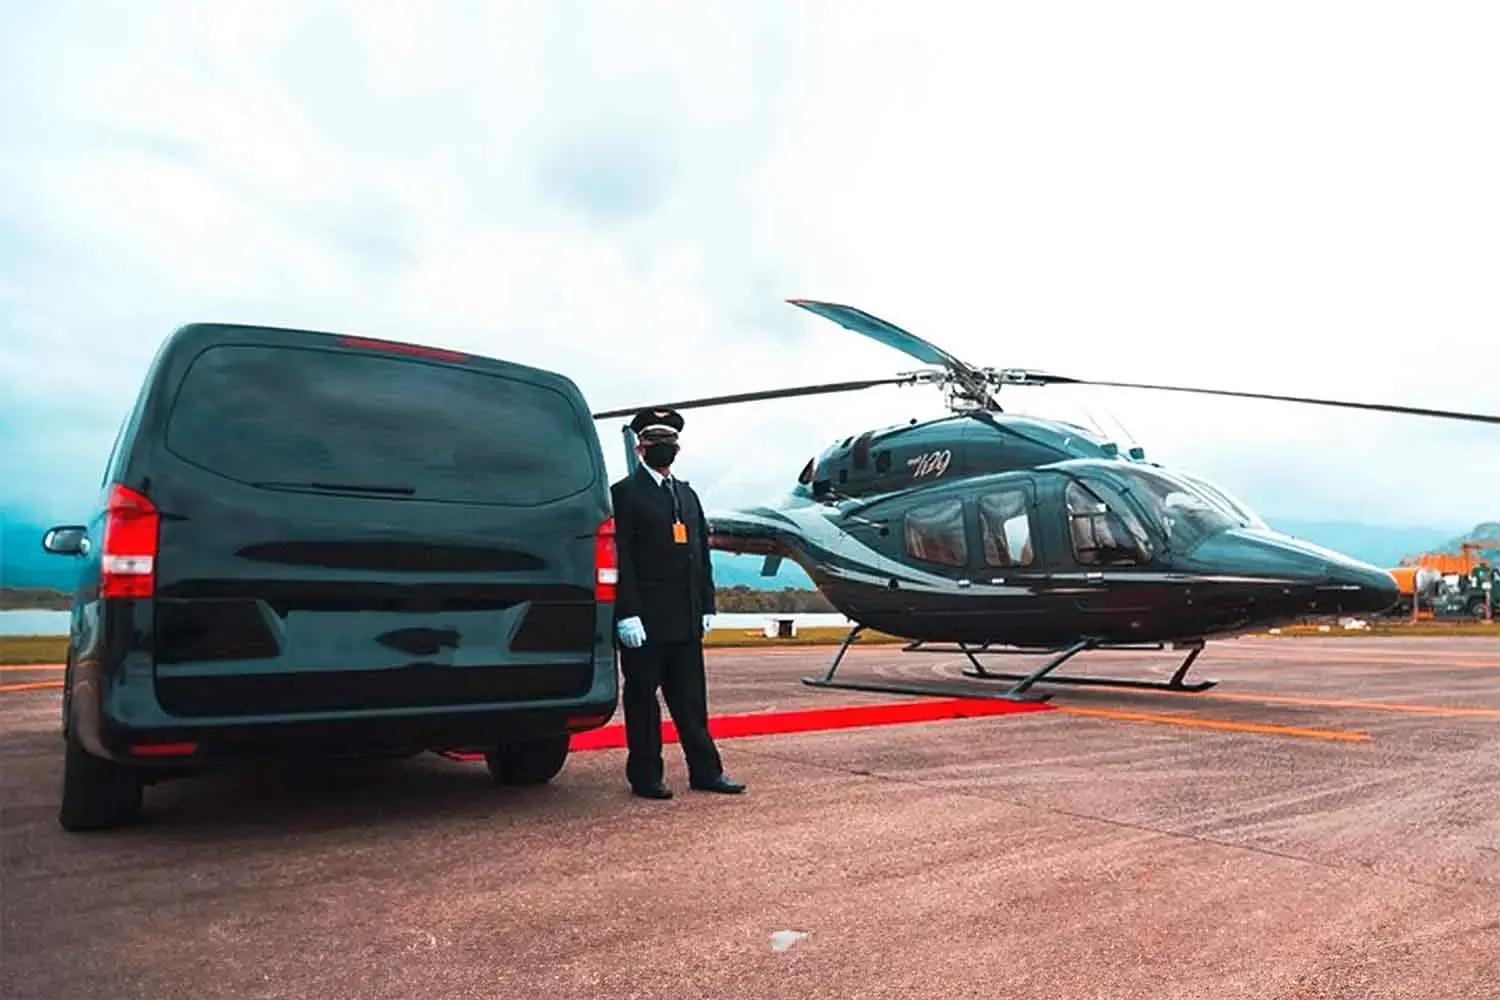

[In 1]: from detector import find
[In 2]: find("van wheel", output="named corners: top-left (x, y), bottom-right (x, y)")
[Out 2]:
top-left (59, 730), bottom-right (143, 832)
top-left (485, 736), bottom-right (570, 786)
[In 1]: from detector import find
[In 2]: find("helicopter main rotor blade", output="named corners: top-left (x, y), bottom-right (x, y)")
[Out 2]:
top-left (788, 298), bottom-right (1003, 409)
top-left (1011, 372), bottom-right (1500, 425)
top-left (591, 374), bottom-right (921, 420)
top-left (786, 299), bottom-right (980, 374)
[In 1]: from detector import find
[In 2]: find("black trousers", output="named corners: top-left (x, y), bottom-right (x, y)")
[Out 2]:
top-left (620, 640), bottom-right (723, 789)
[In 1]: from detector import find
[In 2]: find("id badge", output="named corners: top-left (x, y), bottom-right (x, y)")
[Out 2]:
top-left (672, 521), bottom-right (688, 544)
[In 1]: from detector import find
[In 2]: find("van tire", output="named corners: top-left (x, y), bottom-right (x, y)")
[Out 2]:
top-left (485, 735), bottom-right (570, 786)
top-left (59, 730), bottom-right (143, 832)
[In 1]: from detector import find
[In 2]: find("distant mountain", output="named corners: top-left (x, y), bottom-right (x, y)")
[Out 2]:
top-left (1265, 518), bottom-right (1460, 568)
top-left (1437, 522), bottom-right (1500, 553)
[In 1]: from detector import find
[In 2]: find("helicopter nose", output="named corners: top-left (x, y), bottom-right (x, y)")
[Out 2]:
top-left (1190, 528), bottom-right (1401, 621)
top-left (1319, 563), bottom-right (1401, 616)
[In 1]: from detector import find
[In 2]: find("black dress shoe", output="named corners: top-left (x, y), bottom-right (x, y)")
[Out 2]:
top-left (689, 774), bottom-right (745, 794)
top-left (632, 783), bottom-right (673, 800)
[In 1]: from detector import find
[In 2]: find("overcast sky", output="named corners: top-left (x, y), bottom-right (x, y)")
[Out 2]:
top-left (3, 1), bottom-right (1497, 531)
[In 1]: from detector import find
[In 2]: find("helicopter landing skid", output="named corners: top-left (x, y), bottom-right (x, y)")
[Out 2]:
top-left (959, 640), bottom-right (1217, 694)
top-left (801, 626), bottom-right (1063, 703)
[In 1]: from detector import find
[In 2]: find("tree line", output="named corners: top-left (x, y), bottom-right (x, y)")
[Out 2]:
top-left (0, 588), bottom-right (71, 611)
top-left (713, 586), bottom-right (836, 613)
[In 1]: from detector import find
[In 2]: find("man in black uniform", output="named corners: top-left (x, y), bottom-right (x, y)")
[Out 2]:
top-left (612, 408), bottom-right (745, 799)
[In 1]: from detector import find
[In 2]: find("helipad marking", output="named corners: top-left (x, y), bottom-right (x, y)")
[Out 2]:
top-left (1196, 691), bottom-right (1500, 719)
top-left (1056, 705), bottom-right (1369, 742)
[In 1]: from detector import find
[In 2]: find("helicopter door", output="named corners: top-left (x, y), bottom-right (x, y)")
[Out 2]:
top-left (1048, 477), bottom-right (1166, 639)
top-left (892, 493), bottom-right (982, 636)
top-left (966, 479), bottom-right (1053, 640)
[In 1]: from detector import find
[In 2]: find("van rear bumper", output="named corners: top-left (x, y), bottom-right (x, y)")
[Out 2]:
top-left (71, 599), bottom-right (620, 765)
top-left (97, 700), bottom-right (618, 765)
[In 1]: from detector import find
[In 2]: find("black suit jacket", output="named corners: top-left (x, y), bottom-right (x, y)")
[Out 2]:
top-left (611, 465), bottom-right (716, 645)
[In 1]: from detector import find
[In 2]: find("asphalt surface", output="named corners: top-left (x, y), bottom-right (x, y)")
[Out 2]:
top-left (4, 637), bottom-right (1500, 999)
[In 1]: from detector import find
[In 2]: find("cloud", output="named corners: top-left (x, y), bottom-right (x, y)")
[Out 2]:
top-left (1, 1), bottom-right (1498, 536)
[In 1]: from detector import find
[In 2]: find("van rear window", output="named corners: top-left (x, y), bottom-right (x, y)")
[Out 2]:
top-left (166, 344), bottom-right (596, 506)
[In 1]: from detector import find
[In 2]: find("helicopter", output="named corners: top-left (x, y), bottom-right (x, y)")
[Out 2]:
top-left (593, 299), bottom-right (1500, 702)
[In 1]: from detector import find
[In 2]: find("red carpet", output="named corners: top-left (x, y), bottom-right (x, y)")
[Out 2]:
top-left (441, 697), bottom-right (1050, 761)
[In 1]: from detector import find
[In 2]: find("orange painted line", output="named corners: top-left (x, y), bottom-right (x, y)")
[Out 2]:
top-left (1198, 691), bottom-right (1500, 719)
top-left (1061, 678), bottom-right (1500, 719)
top-left (1202, 652), bottom-right (1500, 669)
top-left (0, 664), bottom-right (66, 673)
top-left (0, 680), bottom-right (64, 693)
top-left (1056, 705), bottom-right (1369, 742)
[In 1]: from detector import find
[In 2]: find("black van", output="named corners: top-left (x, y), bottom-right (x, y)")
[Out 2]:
top-left (43, 324), bottom-right (619, 830)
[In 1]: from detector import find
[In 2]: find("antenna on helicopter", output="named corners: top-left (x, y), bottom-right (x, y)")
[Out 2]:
top-left (1103, 407), bottom-right (1145, 460)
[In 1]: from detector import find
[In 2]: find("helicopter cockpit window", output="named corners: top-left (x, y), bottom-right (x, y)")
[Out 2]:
top-left (798, 458), bottom-right (815, 486)
top-left (978, 489), bottom-right (1034, 567)
top-left (1176, 471), bottom-right (1267, 530)
top-left (904, 498), bottom-right (968, 568)
top-left (1114, 468), bottom-right (1239, 552)
top-left (1065, 480), bottom-right (1153, 566)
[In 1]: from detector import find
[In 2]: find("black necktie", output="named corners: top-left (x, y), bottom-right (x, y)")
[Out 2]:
top-left (662, 478), bottom-right (679, 519)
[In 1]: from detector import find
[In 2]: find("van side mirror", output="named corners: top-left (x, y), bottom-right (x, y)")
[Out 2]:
top-left (42, 526), bottom-right (89, 557)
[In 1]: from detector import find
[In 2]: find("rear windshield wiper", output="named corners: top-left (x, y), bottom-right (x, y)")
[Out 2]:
top-left (253, 480), bottom-right (417, 496)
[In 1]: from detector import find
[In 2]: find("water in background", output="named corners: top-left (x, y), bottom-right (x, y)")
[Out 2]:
top-left (0, 610), bottom-right (70, 636)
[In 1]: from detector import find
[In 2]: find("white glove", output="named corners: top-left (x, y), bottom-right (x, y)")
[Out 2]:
top-left (702, 614), bottom-right (713, 637)
top-left (617, 616), bottom-right (646, 649)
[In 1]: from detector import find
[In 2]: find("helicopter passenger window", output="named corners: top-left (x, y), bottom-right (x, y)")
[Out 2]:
top-left (1065, 480), bottom-right (1153, 566)
top-left (904, 498), bottom-right (968, 568)
top-left (978, 489), bottom-right (1034, 567)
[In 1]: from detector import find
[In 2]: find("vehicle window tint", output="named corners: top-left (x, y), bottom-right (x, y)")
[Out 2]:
top-left (978, 489), bottom-right (1034, 567)
top-left (1065, 480), bottom-right (1152, 566)
top-left (166, 345), bottom-right (595, 506)
top-left (904, 498), bottom-right (968, 567)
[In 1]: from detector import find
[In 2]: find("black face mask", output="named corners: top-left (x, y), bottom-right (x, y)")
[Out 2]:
top-left (642, 443), bottom-right (679, 469)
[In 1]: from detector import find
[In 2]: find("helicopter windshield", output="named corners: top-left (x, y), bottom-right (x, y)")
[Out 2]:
top-left (1172, 471), bottom-right (1268, 530)
top-left (1108, 467), bottom-right (1241, 553)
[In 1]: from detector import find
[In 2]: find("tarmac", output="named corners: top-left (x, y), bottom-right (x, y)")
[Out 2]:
top-left (3, 636), bottom-right (1499, 999)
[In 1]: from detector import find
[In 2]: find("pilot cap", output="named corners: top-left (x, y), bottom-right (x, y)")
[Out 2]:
top-left (630, 407), bottom-right (685, 440)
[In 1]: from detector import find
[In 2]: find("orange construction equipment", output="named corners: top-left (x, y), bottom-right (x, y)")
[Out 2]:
top-left (1389, 539), bottom-right (1500, 621)
top-left (1396, 539), bottom-right (1500, 578)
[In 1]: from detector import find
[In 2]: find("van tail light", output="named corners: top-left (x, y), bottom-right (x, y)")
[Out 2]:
top-left (101, 484), bottom-right (159, 599)
top-left (131, 741), bottom-right (198, 757)
top-left (594, 516), bottom-right (618, 602)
